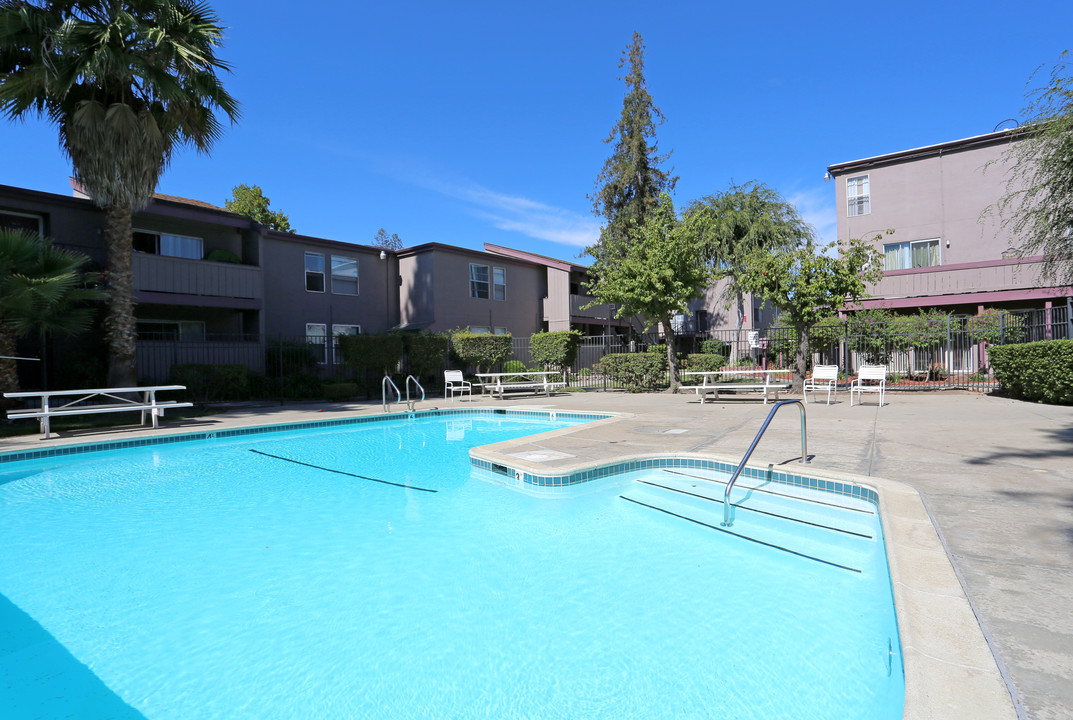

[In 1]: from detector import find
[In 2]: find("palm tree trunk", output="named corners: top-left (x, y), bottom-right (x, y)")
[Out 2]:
top-left (0, 324), bottom-right (19, 399)
top-left (103, 201), bottom-right (138, 387)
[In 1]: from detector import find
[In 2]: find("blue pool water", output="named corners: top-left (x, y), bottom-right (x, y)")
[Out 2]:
top-left (0, 411), bottom-right (903, 719)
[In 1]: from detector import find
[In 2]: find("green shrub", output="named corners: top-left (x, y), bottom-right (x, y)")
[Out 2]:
top-left (529, 330), bottom-right (583, 370)
top-left (451, 331), bottom-right (512, 371)
top-left (596, 352), bottom-right (667, 392)
top-left (338, 333), bottom-right (405, 375)
top-left (170, 363), bottom-right (249, 402)
top-left (988, 340), bottom-right (1073, 404)
top-left (322, 382), bottom-right (358, 401)
top-left (966, 308), bottom-right (1027, 344)
top-left (502, 360), bottom-right (527, 374)
top-left (736, 356), bottom-right (757, 366)
top-left (684, 353), bottom-right (726, 372)
top-left (405, 333), bottom-right (450, 381)
top-left (282, 373), bottom-right (324, 400)
top-left (265, 339), bottom-right (319, 377)
top-left (700, 339), bottom-right (730, 356)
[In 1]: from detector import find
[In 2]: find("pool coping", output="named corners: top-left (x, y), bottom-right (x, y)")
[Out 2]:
top-left (0, 406), bottom-right (1017, 719)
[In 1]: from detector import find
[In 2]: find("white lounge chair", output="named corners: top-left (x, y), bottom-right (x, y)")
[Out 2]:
top-left (803, 365), bottom-right (839, 405)
top-left (849, 365), bottom-right (887, 407)
top-left (444, 370), bottom-right (472, 401)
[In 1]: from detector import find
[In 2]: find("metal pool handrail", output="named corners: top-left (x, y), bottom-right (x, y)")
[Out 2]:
top-left (405, 375), bottom-right (425, 411)
top-left (722, 399), bottom-right (810, 528)
top-left (382, 376), bottom-right (401, 413)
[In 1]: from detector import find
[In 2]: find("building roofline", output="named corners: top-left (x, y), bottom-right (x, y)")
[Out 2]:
top-left (482, 243), bottom-right (588, 273)
top-left (826, 128), bottom-right (1029, 176)
top-left (396, 242), bottom-right (546, 269)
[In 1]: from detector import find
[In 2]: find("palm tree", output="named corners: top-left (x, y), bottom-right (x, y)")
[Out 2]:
top-left (0, 228), bottom-right (103, 395)
top-left (0, 0), bottom-right (240, 386)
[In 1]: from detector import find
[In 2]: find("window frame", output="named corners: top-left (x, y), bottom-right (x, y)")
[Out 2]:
top-left (132, 229), bottom-right (204, 260)
top-left (493, 267), bottom-right (506, 301)
top-left (0, 209), bottom-right (45, 236)
top-left (846, 174), bottom-right (870, 217)
top-left (135, 319), bottom-right (206, 342)
top-left (470, 263), bottom-right (490, 299)
top-left (330, 255), bottom-right (359, 296)
top-left (305, 252), bottom-right (326, 293)
top-left (306, 322), bottom-right (328, 364)
top-left (883, 238), bottom-right (942, 271)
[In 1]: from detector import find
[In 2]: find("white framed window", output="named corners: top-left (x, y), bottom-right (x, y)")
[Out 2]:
top-left (306, 323), bottom-right (327, 363)
top-left (470, 264), bottom-right (490, 299)
top-left (331, 255), bottom-right (359, 295)
top-left (493, 267), bottom-right (506, 301)
top-left (0, 210), bottom-right (44, 236)
top-left (884, 239), bottom-right (941, 271)
top-left (847, 175), bottom-right (870, 217)
top-left (469, 326), bottom-right (490, 334)
top-left (135, 320), bottom-right (206, 341)
top-left (493, 327), bottom-right (509, 335)
top-left (133, 230), bottom-right (203, 259)
top-left (305, 252), bottom-right (325, 292)
top-left (332, 324), bottom-right (360, 364)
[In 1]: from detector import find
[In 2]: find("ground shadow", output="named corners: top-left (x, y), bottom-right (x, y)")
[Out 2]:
top-left (965, 424), bottom-right (1073, 465)
top-left (0, 593), bottom-right (147, 720)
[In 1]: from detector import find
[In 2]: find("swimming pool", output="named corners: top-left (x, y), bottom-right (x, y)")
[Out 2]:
top-left (0, 410), bottom-right (903, 719)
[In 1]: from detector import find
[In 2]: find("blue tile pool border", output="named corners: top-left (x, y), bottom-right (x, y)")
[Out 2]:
top-left (471, 455), bottom-right (879, 506)
top-left (0, 408), bottom-right (611, 465)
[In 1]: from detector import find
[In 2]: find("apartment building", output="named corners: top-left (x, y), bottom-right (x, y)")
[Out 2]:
top-left (827, 130), bottom-right (1073, 315)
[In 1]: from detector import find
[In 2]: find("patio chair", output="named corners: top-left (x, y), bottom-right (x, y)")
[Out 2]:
top-left (849, 365), bottom-right (887, 407)
top-left (803, 365), bottom-right (839, 405)
top-left (444, 370), bottom-right (473, 401)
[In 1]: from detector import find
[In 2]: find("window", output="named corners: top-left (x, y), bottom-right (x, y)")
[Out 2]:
top-left (135, 320), bottom-right (206, 341)
top-left (305, 252), bottom-right (325, 292)
top-left (493, 327), bottom-right (509, 335)
top-left (847, 175), bottom-right (870, 217)
top-left (331, 255), bottom-right (359, 295)
top-left (306, 323), bottom-right (327, 363)
top-left (469, 326), bottom-right (490, 334)
top-left (132, 230), bottom-right (203, 259)
top-left (884, 239), bottom-right (941, 271)
top-left (493, 267), bottom-right (506, 301)
top-left (332, 324), bottom-right (360, 364)
top-left (0, 210), bottom-right (44, 236)
top-left (470, 264), bottom-right (489, 299)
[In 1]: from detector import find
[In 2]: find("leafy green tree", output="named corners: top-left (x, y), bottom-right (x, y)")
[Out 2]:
top-left (585, 193), bottom-right (709, 391)
top-left (738, 236), bottom-right (884, 389)
top-left (0, 229), bottom-right (102, 394)
top-left (996, 51), bottom-right (1073, 283)
top-left (373, 228), bottom-right (403, 250)
top-left (225, 184), bottom-right (293, 232)
top-left (0, 0), bottom-right (240, 387)
top-left (451, 331), bottom-right (512, 372)
top-left (680, 183), bottom-right (807, 359)
top-left (588, 32), bottom-right (676, 261)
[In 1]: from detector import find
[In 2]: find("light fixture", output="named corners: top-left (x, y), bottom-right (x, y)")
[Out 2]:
top-left (379, 250), bottom-right (387, 260)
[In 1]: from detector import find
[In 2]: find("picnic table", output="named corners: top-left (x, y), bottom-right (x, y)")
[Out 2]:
top-left (474, 371), bottom-right (565, 399)
top-left (679, 369), bottom-right (791, 404)
top-left (3, 385), bottom-right (192, 439)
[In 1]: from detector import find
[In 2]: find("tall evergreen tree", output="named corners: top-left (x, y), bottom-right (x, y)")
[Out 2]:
top-left (0, 0), bottom-right (240, 386)
top-left (587, 32), bottom-right (676, 260)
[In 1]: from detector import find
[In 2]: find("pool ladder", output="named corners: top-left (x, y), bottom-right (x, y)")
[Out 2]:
top-left (382, 375), bottom-right (425, 413)
top-left (721, 399), bottom-right (810, 528)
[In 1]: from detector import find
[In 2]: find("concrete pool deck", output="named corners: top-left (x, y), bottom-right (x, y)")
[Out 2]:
top-left (3, 389), bottom-right (1070, 719)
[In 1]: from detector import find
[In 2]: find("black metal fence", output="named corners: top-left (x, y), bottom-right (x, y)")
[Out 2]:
top-left (127, 304), bottom-right (1072, 401)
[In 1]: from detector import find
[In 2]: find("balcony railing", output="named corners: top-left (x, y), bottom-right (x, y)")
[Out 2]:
top-left (133, 253), bottom-right (262, 300)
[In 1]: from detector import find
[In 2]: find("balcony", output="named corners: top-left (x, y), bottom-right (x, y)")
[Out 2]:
top-left (569, 293), bottom-right (611, 319)
top-left (863, 258), bottom-right (1066, 308)
top-left (133, 253), bottom-right (263, 302)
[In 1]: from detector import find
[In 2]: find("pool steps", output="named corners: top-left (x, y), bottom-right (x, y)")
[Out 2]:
top-left (619, 470), bottom-right (882, 573)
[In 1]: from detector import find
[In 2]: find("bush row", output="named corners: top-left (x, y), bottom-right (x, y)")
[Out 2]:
top-left (988, 340), bottom-right (1073, 404)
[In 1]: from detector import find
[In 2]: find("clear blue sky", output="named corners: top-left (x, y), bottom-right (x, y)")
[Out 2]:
top-left (2, 0), bottom-right (1070, 262)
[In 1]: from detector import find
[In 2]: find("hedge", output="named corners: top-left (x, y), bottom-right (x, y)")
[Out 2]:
top-left (684, 353), bottom-right (726, 372)
top-left (405, 332), bottom-right (451, 381)
top-left (452, 331), bottom-right (512, 371)
top-left (596, 352), bottom-right (667, 392)
top-left (170, 363), bottom-right (249, 402)
top-left (529, 330), bottom-right (583, 370)
top-left (988, 340), bottom-right (1073, 404)
top-left (338, 333), bottom-right (405, 375)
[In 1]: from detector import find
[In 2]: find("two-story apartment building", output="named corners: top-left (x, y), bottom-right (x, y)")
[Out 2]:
top-left (827, 130), bottom-right (1073, 315)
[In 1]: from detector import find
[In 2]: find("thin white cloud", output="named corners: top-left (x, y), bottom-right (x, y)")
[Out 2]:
top-left (787, 185), bottom-right (836, 247)
top-left (382, 158), bottom-right (601, 248)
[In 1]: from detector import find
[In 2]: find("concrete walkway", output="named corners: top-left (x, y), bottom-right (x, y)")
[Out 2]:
top-left (3, 389), bottom-right (1071, 719)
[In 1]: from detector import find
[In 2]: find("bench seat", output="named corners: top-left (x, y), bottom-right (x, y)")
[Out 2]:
top-left (6, 400), bottom-right (192, 419)
top-left (682, 383), bottom-right (790, 404)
